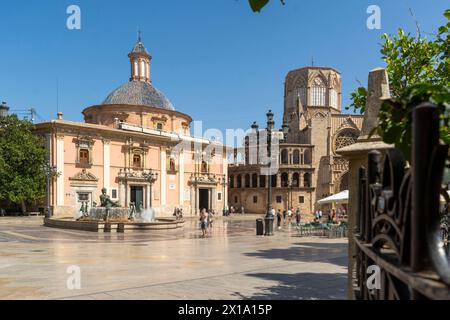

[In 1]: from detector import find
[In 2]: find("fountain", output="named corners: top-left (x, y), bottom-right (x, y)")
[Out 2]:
top-left (44, 188), bottom-right (184, 232)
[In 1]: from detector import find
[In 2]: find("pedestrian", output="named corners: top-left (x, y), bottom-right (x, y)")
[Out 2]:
top-left (199, 208), bottom-right (209, 237)
top-left (295, 208), bottom-right (301, 226)
top-left (319, 210), bottom-right (323, 221)
top-left (241, 206), bottom-right (245, 214)
top-left (282, 209), bottom-right (286, 223)
top-left (287, 208), bottom-right (293, 225)
top-left (276, 209), bottom-right (282, 229)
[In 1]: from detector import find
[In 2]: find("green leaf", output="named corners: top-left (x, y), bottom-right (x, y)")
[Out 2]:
top-left (249, 0), bottom-right (270, 12)
top-left (444, 9), bottom-right (450, 20)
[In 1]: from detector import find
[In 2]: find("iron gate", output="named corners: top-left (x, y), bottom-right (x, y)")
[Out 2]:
top-left (354, 103), bottom-right (450, 299)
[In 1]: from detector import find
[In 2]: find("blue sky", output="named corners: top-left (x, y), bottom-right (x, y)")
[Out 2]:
top-left (0, 0), bottom-right (448, 134)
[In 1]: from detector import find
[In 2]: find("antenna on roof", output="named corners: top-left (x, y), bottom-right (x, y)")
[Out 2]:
top-left (311, 56), bottom-right (315, 67)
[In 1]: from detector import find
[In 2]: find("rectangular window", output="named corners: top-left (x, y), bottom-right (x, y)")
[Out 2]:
top-left (253, 196), bottom-right (258, 203)
top-left (276, 196), bottom-right (282, 203)
top-left (299, 196), bottom-right (305, 204)
top-left (79, 149), bottom-right (89, 165)
top-left (234, 196), bottom-right (238, 204)
top-left (218, 193), bottom-right (222, 201)
top-left (111, 189), bottom-right (118, 199)
top-left (312, 87), bottom-right (326, 106)
top-left (78, 193), bottom-right (89, 201)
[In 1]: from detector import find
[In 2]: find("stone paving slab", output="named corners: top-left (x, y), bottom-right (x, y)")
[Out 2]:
top-left (0, 216), bottom-right (348, 300)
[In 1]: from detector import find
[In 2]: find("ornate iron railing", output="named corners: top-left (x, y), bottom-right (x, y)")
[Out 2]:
top-left (354, 103), bottom-right (450, 299)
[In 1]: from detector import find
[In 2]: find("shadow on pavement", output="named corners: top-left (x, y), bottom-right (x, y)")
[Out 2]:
top-left (243, 242), bottom-right (348, 267)
top-left (232, 272), bottom-right (347, 300)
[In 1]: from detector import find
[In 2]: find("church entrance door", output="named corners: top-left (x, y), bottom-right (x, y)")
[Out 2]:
top-left (130, 186), bottom-right (144, 212)
top-left (199, 188), bottom-right (209, 211)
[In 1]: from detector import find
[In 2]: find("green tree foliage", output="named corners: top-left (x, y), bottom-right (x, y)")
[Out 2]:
top-left (248, 0), bottom-right (285, 12)
top-left (348, 9), bottom-right (450, 160)
top-left (0, 115), bottom-right (47, 213)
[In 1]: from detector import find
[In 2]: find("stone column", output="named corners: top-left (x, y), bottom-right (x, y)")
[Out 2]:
top-left (179, 150), bottom-right (184, 206)
top-left (337, 68), bottom-right (392, 299)
top-left (103, 139), bottom-right (111, 192)
top-left (223, 156), bottom-right (228, 208)
top-left (119, 181), bottom-right (126, 207)
top-left (190, 185), bottom-right (195, 216)
top-left (56, 133), bottom-right (65, 206)
top-left (146, 184), bottom-right (151, 209)
top-left (160, 147), bottom-right (167, 207)
top-left (211, 188), bottom-right (216, 211)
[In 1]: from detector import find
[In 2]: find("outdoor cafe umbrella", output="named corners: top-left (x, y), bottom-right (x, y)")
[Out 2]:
top-left (317, 190), bottom-right (349, 205)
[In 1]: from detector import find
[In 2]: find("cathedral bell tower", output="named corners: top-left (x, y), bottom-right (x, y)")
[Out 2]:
top-left (128, 32), bottom-right (152, 83)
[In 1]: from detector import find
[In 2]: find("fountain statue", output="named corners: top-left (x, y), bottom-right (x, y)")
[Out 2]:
top-left (100, 188), bottom-right (120, 208)
top-left (77, 188), bottom-right (131, 222)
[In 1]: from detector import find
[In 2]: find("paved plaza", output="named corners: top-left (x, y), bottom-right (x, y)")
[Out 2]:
top-left (0, 215), bottom-right (348, 300)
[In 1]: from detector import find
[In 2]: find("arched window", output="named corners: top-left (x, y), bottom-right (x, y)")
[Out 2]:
top-left (79, 149), bottom-right (89, 165)
top-left (251, 173), bottom-right (258, 188)
top-left (304, 149), bottom-right (312, 164)
top-left (293, 150), bottom-right (300, 164)
top-left (311, 77), bottom-right (326, 106)
top-left (259, 175), bottom-right (266, 188)
top-left (237, 175), bottom-right (242, 188)
top-left (292, 173), bottom-right (300, 187)
top-left (334, 129), bottom-right (359, 152)
top-left (281, 149), bottom-right (289, 164)
top-left (281, 172), bottom-right (289, 187)
top-left (304, 173), bottom-right (311, 187)
top-left (229, 175), bottom-right (235, 188)
top-left (271, 175), bottom-right (277, 188)
top-left (245, 174), bottom-right (250, 188)
top-left (133, 154), bottom-right (142, 168)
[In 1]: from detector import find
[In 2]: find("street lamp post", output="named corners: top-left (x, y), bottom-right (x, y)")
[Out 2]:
top-left (264, 110), bottom-right (276, 236)
top-left (220, 174), bottom-right (227, 215)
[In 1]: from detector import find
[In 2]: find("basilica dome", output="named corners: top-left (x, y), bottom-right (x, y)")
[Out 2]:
top-left (102, 81), bottom-right (175, 111)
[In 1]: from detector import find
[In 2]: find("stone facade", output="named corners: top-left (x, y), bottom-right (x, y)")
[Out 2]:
top-left (34, 37), bottom-right (227, 218)
top-left (228, 67), bottom-right (363, 214)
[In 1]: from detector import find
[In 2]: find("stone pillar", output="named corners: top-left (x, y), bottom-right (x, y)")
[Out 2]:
top-left (103, 139), bottom-right (111, 192)
top-left (160, 147), bottom-right (167, 207)
top-left (179, 150), bottom-right (184, 206)
top-left (190, 185), bottom-right (195, 216)
top-left (119, 181), bottom-right (126, 207)
top-left (211, 188), bottom-right (216, 211)
top-left (337, 68), bottom-right (392, 299)
top-left (146, 184), bottom-right (151, 209)
top-left (56, 133), bottom-right (65, 206)
top-left (223, 156), bottom-right (228, 208)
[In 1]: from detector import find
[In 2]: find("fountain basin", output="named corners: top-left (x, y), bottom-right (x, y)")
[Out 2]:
top-left (44, 217), bottom-right (184, 232)
top-left (81, 207), bottom-right (132, 221)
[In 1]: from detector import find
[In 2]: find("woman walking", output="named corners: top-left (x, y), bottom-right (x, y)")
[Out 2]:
top-left (200, 208), bottom-right (209, 237)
